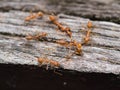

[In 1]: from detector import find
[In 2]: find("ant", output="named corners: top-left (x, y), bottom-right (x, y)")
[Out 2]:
top-left (56, 39), bottom-right (82, 55)
top-left (37, 57), bottom-right (62, 75)
top-left (25, 11), bottom-right (43, 21)
top-left (25, 32), bottom-right (47, 40)
top-left (82, 29), bottom-right (91, 44)
top-left (87, 21), bottom-right (93, 29)
top-left (82, 21), bottom-right (93, 45)
top-left (37, 57), bottom-right (60, 68)
top-left (70, 40), bottom-right (82, 55)
top-left (49, 15), bottom-right (72, 37)
top-left (56, 39), bottom-right (69, 47)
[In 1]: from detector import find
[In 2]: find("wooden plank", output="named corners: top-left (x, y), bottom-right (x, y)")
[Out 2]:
top-left (0, 10), bottom-right (120, 74)
top-left (0, 0), bottom-right (120, 23)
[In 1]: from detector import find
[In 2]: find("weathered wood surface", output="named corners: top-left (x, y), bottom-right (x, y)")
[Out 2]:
top-left (0, 10), bottom-right (120, 74)
top-left (0, 0), bottom-right (120, 23)
top-left (0, 0), bottom-right (120, 74)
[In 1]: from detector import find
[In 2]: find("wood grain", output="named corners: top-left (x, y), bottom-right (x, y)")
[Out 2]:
top-left (0, 10), bottom-right (120, 74)
top-left (0, 0), bottom-right (120, 23)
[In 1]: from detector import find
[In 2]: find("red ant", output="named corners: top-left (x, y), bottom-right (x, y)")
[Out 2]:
top-left (49, 15), bottom-right (72, 37)
top-left (25, 12), bottom-right (43, 21)
top-left (56, 39), bottom-right (69, 47)
top-left (70, 40), bottom-right (82, 55)
top-left (56, 39), bottom-right (82, 55)
top-left (82, 21), bottom-right (93, 45)
top-left (37, 57), bottom-right (60, 68)
top-left (25, 32), bottom-right (47, 40)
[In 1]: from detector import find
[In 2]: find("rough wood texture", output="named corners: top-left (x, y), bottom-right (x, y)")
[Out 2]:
top-left (0, 0), bottom-right (120, 23)
top-left (0, 0), bottom-right (120, 74)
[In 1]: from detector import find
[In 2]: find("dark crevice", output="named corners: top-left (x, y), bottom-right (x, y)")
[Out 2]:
top-left (0, 63), bottom-right (119, 89)
top-left (88, 43), bottom-right (120, 51)
top-left (0, 4), bottom-right (120, 24)
top-left (0, 32), bottom-right (58, 44)
top-left (63, 12), bottom-right (120, 24)
top-left (93, 33), bottom-right (120, 39)
top-left (0, 32), bottom-right (25, 37)
top-left (0, 6), bottom-right (21, 12)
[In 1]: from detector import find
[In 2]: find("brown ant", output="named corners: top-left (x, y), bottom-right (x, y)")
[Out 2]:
top-left (70, 40), bottom-right (82, 55)
top-left (25, 32), bottom-right (47, 40)
top-left (82, 21), bottom-right (93, 45)
top-left (56, 39), bottom-right (69, 47)
top-left (25, 12), bottom-right (43, 21)
top-left (37, 57), bottom-right (62, 75)
top-left (56, 39), bottom-right (82, 55)
top-left (49, 15), bottom-right (72, 37)
top-left (82, 29), bottom-right (91, 44)
top-left (37, 57), bottom-right (60, 68)
top-left (87, 21), bottom-right (93, 28)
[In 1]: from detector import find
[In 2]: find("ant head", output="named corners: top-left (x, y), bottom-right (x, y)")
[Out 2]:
top-left (49, 15), bottom-right (56, 21)
top-left (77, 43), bottom-right (82, 48)
top-left (37, 12), bottom-right (43, 16)
top-left (37, 57), bottom-right (43, 63)
top-left (25, 35), bottom-right (33, 40)
top-left (87, 21), bottom-right (93, 28)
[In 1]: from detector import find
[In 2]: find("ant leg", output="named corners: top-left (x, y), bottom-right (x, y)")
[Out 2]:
top-left (46, 61), bottom-right (51, 70)
top-left (53, 69), bottom-right (62, 76)
top-left (46, 64), bottom-right (50, 70)
top-left (56, 28), bottom-right (64, 35)
top-left (39, 62), bottom-right (44, 67)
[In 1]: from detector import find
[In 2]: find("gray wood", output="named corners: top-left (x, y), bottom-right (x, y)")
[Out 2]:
top-left (0, 0), bottom-right (120, 23)
top-left (0, 10), bottom-right (120, 74)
